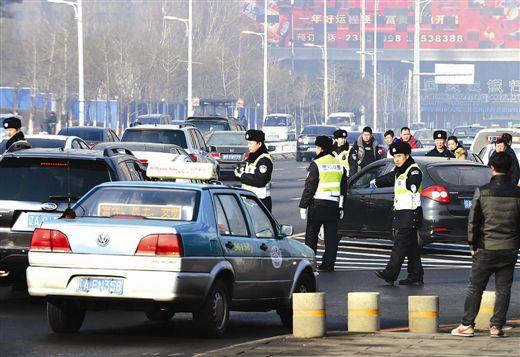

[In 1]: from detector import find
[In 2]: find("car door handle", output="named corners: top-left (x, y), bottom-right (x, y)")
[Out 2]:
top-left (225, 241), bottom-right (234, 249)
top-left (260, 243), bottom-right (268, 251)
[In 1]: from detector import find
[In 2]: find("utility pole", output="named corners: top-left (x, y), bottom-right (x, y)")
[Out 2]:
top-left (323, 0), bottom-right (328, 120)
top-left (373, 0), bottom-right (378, 131)
top-left (360, 0), bottom-right (366, 78)
top-left (263, 0), bottom-right (268, 121)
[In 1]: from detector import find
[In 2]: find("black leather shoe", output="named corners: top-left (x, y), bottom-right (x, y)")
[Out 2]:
top-left (399, 278), bottom-right (424, 286)
top-left (375, 270), bottom-right (394, 285)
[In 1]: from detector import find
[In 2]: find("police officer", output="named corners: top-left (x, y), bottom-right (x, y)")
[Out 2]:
top-left (299, 136), bottom-right (347, 272)
top-left (425, 130), bottom-right (455, 158)
top-left (2, 115), bottom-right (25, 153)
top-left (235, 129), bottom-right (274, 211)
top-left (372, 141), bottom-right (424, 285)
top-left (332, 129), bottom-right (350, 176)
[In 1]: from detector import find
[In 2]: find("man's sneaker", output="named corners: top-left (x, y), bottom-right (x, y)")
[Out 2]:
top-left (451, 324), bottom-right (474, 337)
top-left (374, 270), bottom-right (394, 285)
top-left (490, 326), bottom-right (505, 338)
top-left (399, 278), bottom-right (424, 286)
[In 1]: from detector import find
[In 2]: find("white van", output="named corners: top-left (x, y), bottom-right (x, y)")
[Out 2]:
top-left (470, 128), bottom-right (520, 154)
top-left (262, 114), bottom-right (295, 142)
top-left (326, 112), bottom-right (357, 130)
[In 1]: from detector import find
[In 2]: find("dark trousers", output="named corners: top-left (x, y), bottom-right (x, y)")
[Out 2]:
top-left (261, 197), bottom-right (272, 212)
top-left (305, 220), bottom-right (339, 270)
top-left (384, 228), bottom-right (423, 281)
top-left (462, 249), bottom-right (518, 328)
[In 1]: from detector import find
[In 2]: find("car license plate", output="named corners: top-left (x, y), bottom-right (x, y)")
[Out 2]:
top-left (78, 277), bottom-right (124, 295)
top-left (222, 154), bottom-right (242, 161)
top-left (464, 199), bottom-right (472, 209)
top-left (27, 213), bottom-right (59, 229)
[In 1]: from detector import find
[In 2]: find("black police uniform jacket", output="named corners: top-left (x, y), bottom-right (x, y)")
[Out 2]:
top-left (333, 143), bottom-right (350, 158)
top-left (2, 131), bottom-right (25, 153)
top-left (374, 157), bottom-right (423, 229)
top-left (299, 150), bottom-right (348, 222)
top-left (425, 147), bottom-right (455, 158)
top-left (240, 144), bottom-right (273, 188)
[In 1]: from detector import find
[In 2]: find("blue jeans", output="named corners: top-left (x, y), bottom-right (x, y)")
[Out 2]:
top-left (462, 249), bottom-right (518, 328)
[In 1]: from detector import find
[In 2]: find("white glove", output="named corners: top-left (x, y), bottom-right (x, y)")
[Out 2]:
top-left (234, 167), bottom-right (243, 178)
top-left (300, 208), bottom-right (307, 220)
top-left (339, 209), bottom-right (344, 220)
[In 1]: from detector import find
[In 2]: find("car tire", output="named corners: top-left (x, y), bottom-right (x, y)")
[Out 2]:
top-left (296, 152), bottom-right (302, 162)
top-left (193, 280), bottom-right (230, 338)
top-left (145, 308), bottom-right (175, 321)
top-left (47, 301), bottom-right (85, 333)
top-left (277, 272), bottom-right (316, 329)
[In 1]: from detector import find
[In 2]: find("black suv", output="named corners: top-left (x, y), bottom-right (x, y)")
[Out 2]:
top-left (58, 127), bottom-right (120, 147)
top-left (0, 148), bottom-right (146, 288)
top-left (185, 116), bottom-right (246, 134)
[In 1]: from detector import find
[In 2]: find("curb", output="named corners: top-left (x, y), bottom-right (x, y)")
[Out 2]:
top-left (193, 334), bottom-right (290, 357)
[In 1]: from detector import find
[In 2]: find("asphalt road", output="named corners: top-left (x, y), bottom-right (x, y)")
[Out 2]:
top-left (1, 158), bottom-right (518, 356)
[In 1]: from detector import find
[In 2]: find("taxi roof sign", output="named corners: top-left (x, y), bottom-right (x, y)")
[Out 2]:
top-left (146, 158), bottom-right (217, 181)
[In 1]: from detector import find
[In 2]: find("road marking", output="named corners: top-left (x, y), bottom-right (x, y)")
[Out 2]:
top-left (290, 197), bottom-right (301, 201)
top-left (273, 168), bottom-right (285, 171)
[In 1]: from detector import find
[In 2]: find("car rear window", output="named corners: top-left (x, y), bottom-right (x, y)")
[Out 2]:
top-left (207, 133), bottom-right (245, 146)
top-left (0, 157), bottom-right (110, 202)
top-left (122, 129), bottom-right (188, 148)
top-left (26, 138), bottom-right (65, 148)
top-left (301, 126), bottom-right (336, 135)
top-left (59, 128), bottom-right (103, 142)
top-left (76, 187), bottom-right (199, 221)
top-left (429, 165), bottom-right (492, 188)
top-left (188, 121), bottom-right (229, 133)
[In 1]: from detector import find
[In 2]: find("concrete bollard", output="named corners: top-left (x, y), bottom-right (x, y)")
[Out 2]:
top-left (347, 292), bottom-right (380, 332)
top-left (292, 292), bottom-right (326, 338)
top-left (408, 296), bottom-right (439, 333)
top-left (475, 291), bottom-right (495, 330)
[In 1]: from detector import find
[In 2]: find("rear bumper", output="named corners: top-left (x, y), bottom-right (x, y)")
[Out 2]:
top-left (420, 213), bottom-right (469, 245)
top-left (27, 266), bottom-right (212, 308)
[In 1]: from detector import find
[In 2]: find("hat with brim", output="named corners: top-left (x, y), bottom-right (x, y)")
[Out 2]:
top-left (433, 130), bottom-right (447, 140)
top-left (333, 129), bottom-right (348, 139)
top-left (245, 129), bottom-right (265, 142)
top-left (389, 141), bottom-right (411, 156)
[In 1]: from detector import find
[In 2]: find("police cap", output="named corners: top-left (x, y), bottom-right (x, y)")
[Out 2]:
top-left (333, 129), bottom-right (348, 139)
top-left (245, 129), bottom-right (265, 142)
top-left (389, 141), bottom-right (411, 156)
top-left (3, 115), bottom-right (22, 130)
top-left (315, 135), bottom-right (333, 150)
top-left (433, 130), bottom-right (447, 140)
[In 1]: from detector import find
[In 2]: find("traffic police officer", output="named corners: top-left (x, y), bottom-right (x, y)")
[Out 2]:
top-left (426, 130), bottom-right (455, 158)
top-left (2, 115), bottom-right (25, 153)
top-left (235, 129), bottom-right (274, 211)
top-left (332, 129), bottom-right (350, 176)
top-left (372, 141), bottom-right (424, 285)
top-left (299, 136), bottom-right (347, 272)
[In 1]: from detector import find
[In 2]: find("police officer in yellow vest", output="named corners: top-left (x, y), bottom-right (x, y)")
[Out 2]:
top-left (332, 129), bottom-right (350, 176)
top-left (235, 129), bottom-right (274, 212)
top-left (299, 136), bottom-right (347, 272)
top-left (372, 141), bottom-right (424, 286)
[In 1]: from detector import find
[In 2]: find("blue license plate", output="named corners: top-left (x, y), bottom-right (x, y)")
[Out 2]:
top-left (27, 214), bottom-right (58, 228)
top-left (78, 278), bottom-right (124, 295)
top-left (464, 200), bottom-right (472, 209)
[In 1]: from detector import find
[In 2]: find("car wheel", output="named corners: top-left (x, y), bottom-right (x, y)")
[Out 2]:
top-left (47, 301), bottom-right (85, 333)
top-left (145, 308), bottom-right (175, 321)
top-left (296, 152), bottom-right (302, 162)
top-left (277, 272), bottom-right (316, 329)
top-left (193, 280), bottom-right (230, 338)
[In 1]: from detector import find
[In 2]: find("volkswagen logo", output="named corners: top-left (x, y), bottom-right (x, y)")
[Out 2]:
top-left (41, 202), bottom-right (58, 211)
top-left (97, 233), bottom-right (110, 247)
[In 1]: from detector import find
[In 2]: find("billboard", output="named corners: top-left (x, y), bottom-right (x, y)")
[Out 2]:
top-left (241, 0), bottom-right (520, 50)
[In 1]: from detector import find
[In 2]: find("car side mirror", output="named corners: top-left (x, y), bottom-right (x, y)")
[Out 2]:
top-left (209, 145), bottom-right (217, 152)
top-left (267, 145), bottom-right (276, 152)
top-left (280, 224), bottom-right (293, 237)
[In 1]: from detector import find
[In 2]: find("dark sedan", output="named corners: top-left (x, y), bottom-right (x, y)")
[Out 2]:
top-left (339, 157), bottom-right (492, 245)
top-left (296, 125), bottom-right (338, 161)
top-left (58, 127), bottom-right (120, 146)
top-left (206, 131), bottom-right (249, 179)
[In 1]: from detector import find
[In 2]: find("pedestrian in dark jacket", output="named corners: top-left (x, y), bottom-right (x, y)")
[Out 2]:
top-left (348, 126), bottom-right (382, 176)
top-left (452, 152), bottom-right (520, 338)
top-left (425, 130), bottom-right (455, 158)
top-left (489, 137), bottom-right (520, 186)
top-left (2, 115), bottom-right (25, 153)
top-left (500, 133), bottom-right (519, 185)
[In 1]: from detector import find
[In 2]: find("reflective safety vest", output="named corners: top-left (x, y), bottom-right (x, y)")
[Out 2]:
top-left (394, 163), bottom-right (422, 211)
top-left (333, 148), bottom-right (351, 176)
top-left (313, 155), bottom-right (343, 202)
top-left (242, 153), bottom-right (273, 199)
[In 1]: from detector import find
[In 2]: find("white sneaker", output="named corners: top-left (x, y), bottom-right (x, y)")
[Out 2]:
top-left (451, 324), bottom-right (475, 337)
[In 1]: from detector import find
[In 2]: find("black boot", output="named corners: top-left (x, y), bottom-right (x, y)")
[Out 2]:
top-left (374, 270), bottom-right (394, 285)
top-left (398, 278), bottom-right (424, 286)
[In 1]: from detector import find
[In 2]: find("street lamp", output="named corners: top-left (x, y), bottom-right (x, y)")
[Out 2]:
top-left (305, 43), bottom-right (328, 120)
top-left (164, 3), bottom-right (193, 118)
top-left (357, 49), bottom-right (379, 132)
top-left (48, 0), bottom-right (85, 127)
top-left (242, 30), bottom-right (267, 127)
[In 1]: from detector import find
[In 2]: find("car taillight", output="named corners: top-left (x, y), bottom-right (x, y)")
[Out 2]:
top-left (421, 185), bottom-right (451, 204)
top-left (139, 159), bottom-right (148, 164)
top-left (135, 234), bottom-right (183, 257)
top-left (210, 152), bottom-right (221, 160)
top-left (243, 152), bottom-right (250, 160)
top-left (188, 153), bottom-right (197, 162)
top-left (30, 228), bottom-right (71, 253)
top-left (297, 136), bottom-right (304, 143)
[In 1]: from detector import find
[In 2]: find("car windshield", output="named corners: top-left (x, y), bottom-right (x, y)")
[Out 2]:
top-left (76, 186), bottom-right (199, 221)
top-left (301, 126), bottom-right (336, 135)
top-left (122, 129), bottom-right (187, 148)
top-left (59, 128), bottom-right (103, 142)
top-left (0, 158), bottom-right (110, 202)
top-left (264, 116), bottom-right (288, 126)
top-left (414, 130), bottom-right (434, 140)
top-left (429, 165), bottom-right (492, 188)
top-left (188, 121), bottom-right (229, 133)
top-left (453, 127), bottom-right (483, 137)
top-left (26, 138), bottom-right (65, 148)
top-left (327, 116), bottom-right (352, 125)
top-left (207, 133), bottom-right (245, 146)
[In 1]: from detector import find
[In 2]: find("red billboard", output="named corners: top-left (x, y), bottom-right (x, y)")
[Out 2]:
top-left (241, 0), bottom-right (520, 50)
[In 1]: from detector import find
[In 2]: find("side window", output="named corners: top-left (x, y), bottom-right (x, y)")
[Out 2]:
top-left (117, 161), bottom-right (133, 180)
top-left (241, 196), bottom-right (276, 238)
top-left (78, 140), bottom-right (89, 149)
top-left (110, 130), bottom-right (120, 142)
top-left (215, 194), bottom-right (248, 236)
top-left (71, 140), bottom-right (81, 149)
top-left (188, 130), bottom-right (201, 150)
top-left (351, 165), bottom-right (386, 189)
top-left (125, 161), bottom-right (144, 181)
top-left (194, 130), bottom-right (207, 151)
